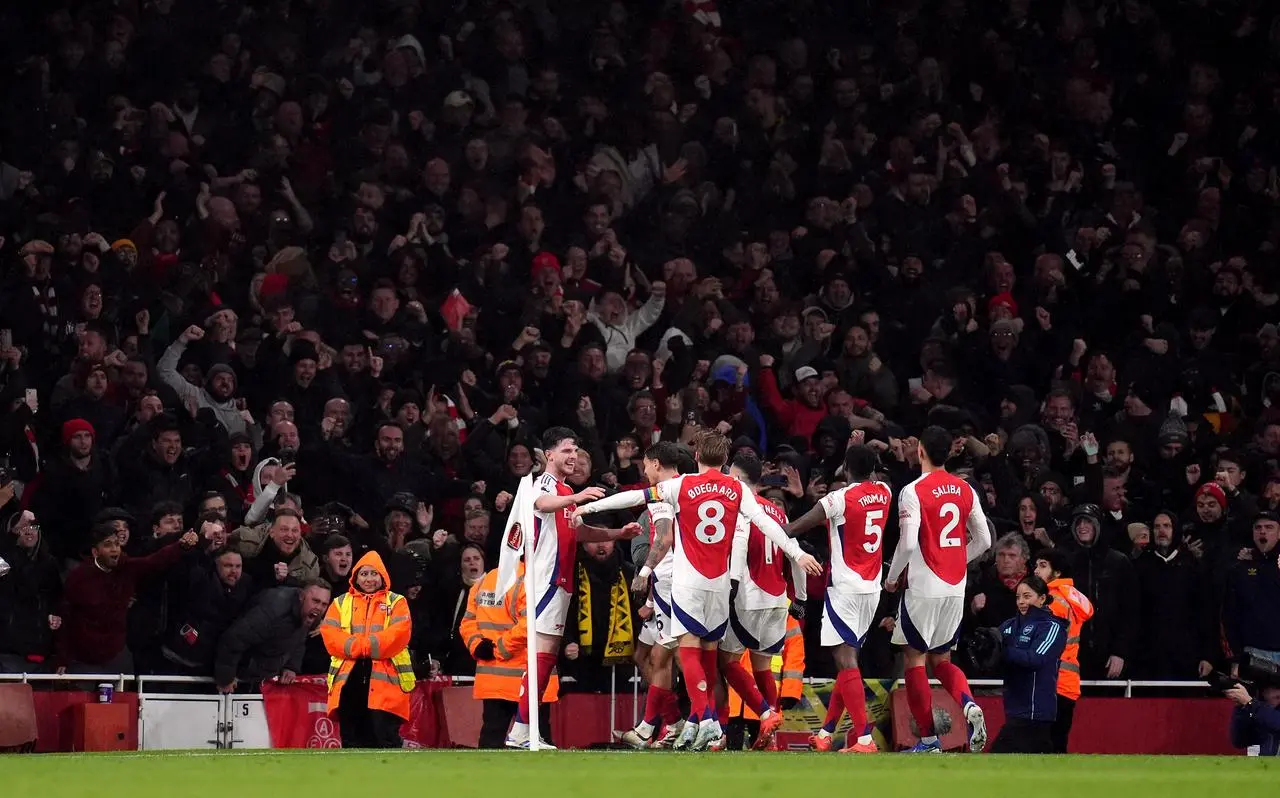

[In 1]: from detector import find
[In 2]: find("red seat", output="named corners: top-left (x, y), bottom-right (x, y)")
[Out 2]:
top-left (0, 683), bottom-right (39, 752)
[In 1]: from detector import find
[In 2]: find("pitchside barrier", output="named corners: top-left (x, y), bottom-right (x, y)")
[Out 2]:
top-left (0, 671), bottom-right (1235, 754)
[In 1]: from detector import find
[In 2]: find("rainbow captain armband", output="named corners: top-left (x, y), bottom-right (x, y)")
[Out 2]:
top-left (644, 487), bottom-right (662, 503)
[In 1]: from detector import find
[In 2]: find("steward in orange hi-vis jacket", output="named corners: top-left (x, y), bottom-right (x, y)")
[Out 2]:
top-left (1034, 548), bottom-right (1094, 754)
top-left (726, 615), bottom-right (805, 740)
top-left (321, 551), bottom-right (415, 748)
top-left (461, 566), bottom-right (559, 748)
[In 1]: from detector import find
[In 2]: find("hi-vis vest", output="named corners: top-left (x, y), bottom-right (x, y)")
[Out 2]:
top-left (327, 592), bottom-right (416, 694)
top-left (1046, 578), bottom-right (1094, 701)
top-left (727, 615), bottom-right (805, 720)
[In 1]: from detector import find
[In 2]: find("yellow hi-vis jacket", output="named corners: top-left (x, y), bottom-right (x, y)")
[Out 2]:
top-left (460, 567), bottom-right (559, 703)
top-left (727, 614), bottom-right (805, 719)
top-left (321, 552), bottom-right (416, 719)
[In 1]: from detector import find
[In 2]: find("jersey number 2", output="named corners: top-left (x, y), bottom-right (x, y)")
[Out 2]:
top-left (939, 502), bottom-right (962, 548)
top-left (695, 500), bottom-right (727, 544)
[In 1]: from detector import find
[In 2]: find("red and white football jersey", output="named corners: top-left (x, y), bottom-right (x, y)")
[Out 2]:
top-left (819, 479), bottom-right (893, 594)
top-left (733, 495), bottom-right (804, 610)
top-left (532, 472), bottom-right (577, 596)
top-left (648, 471), bottom-right (801, 593)
top-left (888, 470), bottom-right (991, 597)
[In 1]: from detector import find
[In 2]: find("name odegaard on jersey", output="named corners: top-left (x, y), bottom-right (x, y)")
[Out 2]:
top-left (686, 482), bottom-right (739, 501)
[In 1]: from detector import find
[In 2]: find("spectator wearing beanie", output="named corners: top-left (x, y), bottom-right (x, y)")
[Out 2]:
top-left (57, 361), bottom-right (125, 445)
top-left (30, 418), bottom-right (118, 564)
top-left (158, 323), bottom-right (251, 435)
top-left (1186, 481), bottom-right (1233, 574)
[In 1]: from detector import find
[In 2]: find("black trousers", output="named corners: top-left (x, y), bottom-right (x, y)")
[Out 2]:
top-left (1050, 695), bottom-right (1076, 753)
top-left (991, 716), bottom-right (1054, 754)
top-left (478, 698), bottom-right (554, 748)
top-left (337, 660), bottom-right (403, 749)
top-left (480, 699), bottom-right (518, 749)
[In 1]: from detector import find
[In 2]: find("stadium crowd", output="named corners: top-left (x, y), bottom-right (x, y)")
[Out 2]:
top-left (2, 0), bottom-right (1280, 724)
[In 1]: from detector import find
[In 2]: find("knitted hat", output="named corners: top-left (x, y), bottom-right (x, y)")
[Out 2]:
top-left (290, 341), bottom-right (319, 365)
top-left (988, 292), bottom-right (1019, 317)
top-left (1195, 482), bottom-right (1227, 511)
top-left (110, 239), bottom-right (137, 253)
top-left (1157, 414), bottom-right (1191, 447)
top-left (62, 418), bottom-right (96, 445)
top-left (206, 363), bottom-right (238, 390)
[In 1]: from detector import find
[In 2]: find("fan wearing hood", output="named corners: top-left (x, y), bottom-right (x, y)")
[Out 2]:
top-left (1134, 511), bottom-right (1217, 679)
top-left (158, 325), bottom-right (251, 434)
top-left (1064, 504), bottom-right (1138, 680)
top-left (321, 551), bottom-right (415, 748)
top-left (0, 511), bottom-right (62, 672)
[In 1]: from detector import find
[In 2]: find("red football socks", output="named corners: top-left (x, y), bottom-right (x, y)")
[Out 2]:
top-left (754, 668), bottom-right (779, 710)
top-left (822, 684), bottom-right (846, 732)
top-left (662, 690), bottom-right (682, 725)
top-left (905, 665), bottom-right (935, 737)
top-left (678, 647), bottom-right (709, 720)
top-left (642, 685), bottom-right (668, 726)
top-left (723, 658), bottom-right (768, 714)
top-left (935, 660), bottom-right (974, 707)
top-left (837, 669), bottom-right (868, 737)
top-left (514, 652), bottom-right (557, 723)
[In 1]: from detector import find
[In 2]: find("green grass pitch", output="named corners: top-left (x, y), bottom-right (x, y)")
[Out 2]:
top-left (2, 750), bottom-right (1275, 797)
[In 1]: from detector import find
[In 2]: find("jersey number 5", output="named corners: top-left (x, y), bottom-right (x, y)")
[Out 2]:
top-left (863, 510), bottom-right (884, 554)
top-left (939, 502), bottom-right (962, 548)
top-left (695, 500), bottom-right (727, 544)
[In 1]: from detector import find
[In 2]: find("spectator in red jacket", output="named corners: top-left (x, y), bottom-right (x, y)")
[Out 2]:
top-left (757, 357), bottom-right (836, 448)
top-left (55, 524), bottom-right (198, 674)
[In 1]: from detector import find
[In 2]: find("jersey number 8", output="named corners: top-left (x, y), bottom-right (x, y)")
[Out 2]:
top-left (694, 500), bottom-right (727, 544)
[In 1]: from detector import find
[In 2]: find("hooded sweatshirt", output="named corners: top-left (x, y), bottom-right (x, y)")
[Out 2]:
top-left (1064, 505), bottom-right (1139, 678)
top-left (157, 337), bottom-right (248, 434)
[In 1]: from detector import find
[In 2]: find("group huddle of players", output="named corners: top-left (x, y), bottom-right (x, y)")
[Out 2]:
top-left (503, 425), bottom-right (992, 754)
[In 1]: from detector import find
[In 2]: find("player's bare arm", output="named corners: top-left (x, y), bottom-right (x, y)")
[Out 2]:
top-left (535, 485), bottom-right (605, 514)
top-left (571, 488), bottom-right (647, 517)
top-left (784, 503), bottom-right (826, 537)
top-left (632, 517), bottom-right (672, 595)
top-left (575, 520), bottom-right (642, 543)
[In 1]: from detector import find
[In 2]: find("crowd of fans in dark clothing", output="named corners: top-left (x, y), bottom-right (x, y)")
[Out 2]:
top-left (1, 0), bottom-right (1279, 703)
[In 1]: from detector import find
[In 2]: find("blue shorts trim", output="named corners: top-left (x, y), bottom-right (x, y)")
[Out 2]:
top-left (673, 600), bottom-right (728, 642)
top-left (898, 595), bottom-right (960, 654)
top-left (824, 593), bottom-right (868, 649)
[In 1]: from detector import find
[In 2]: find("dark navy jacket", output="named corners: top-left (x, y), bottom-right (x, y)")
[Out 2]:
top-left (999, 606), bottom-right (1068, 722)
top-left (1230, 700), bottom-right (1280, 756)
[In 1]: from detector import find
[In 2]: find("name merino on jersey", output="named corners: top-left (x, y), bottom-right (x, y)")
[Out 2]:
top-left (734, 495), bottom-right (804, 610)
top-left (889, 471), bottom-right (992, 597)
top-left (820, 480), bottom-right (894, 594)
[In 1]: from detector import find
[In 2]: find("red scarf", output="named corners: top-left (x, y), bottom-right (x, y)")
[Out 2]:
top-left (1000, 567), bottom-right (1028, 591)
